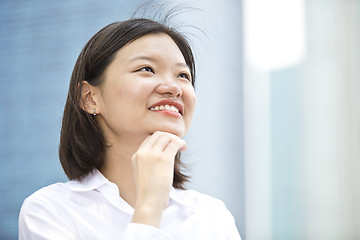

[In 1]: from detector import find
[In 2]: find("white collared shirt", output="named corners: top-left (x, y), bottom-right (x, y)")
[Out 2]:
top-left (19, 170), bottom-right (241, 240)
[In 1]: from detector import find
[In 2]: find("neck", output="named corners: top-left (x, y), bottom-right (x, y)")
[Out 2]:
top-left (99, 133), bottom-right (148, 208)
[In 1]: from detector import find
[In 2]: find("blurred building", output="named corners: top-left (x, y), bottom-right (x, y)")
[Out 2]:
top-left (1, 0), bottom-right (359, 239)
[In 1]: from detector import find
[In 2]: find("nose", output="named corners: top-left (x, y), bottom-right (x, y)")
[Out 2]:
top-left (155, 78), bottom-right (182, 98)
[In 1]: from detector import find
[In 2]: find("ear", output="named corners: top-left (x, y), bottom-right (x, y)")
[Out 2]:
top-left (80, 81), bottom-right (100, 115)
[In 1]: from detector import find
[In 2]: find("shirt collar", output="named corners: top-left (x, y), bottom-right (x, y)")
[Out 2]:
top-left (68, 169), bottom-right (197, 208)
top-left (68, 169), bottom-right (110, 192)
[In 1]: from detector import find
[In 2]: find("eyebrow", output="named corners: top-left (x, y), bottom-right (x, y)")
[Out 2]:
top-left (128, 55), bottom-right (190, 69)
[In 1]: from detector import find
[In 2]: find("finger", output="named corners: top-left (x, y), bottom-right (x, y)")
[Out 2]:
top-left (141, 131), bottom-right (167, 148)
top-left (137, 131), bottom-right (163, 150)
top-left (163, 138), bottom-right (187, 157)
top-left (153, 132), bottom-right (186, 152)
top-left (151, 133), bottom-right (181, 152)
top-left (141, 131), bottom-right (181, 151)
top-left (138, 135), bottom-right (151, 148)
top-left (132, 132), bottom-right (166, 163)
top-left (178, 143), bottom-right (187, 152)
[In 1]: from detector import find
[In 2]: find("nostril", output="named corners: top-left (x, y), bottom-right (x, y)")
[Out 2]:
top-left (156, 82), bottom-right (182, 97)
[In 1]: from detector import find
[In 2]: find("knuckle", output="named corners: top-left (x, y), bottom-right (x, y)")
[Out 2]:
top-left (134, 150), bottom-right (147, 159)
top-left (153, 131), bottom-right (163, 137)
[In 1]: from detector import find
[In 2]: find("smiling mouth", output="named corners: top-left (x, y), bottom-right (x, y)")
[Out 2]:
top-left (149, 105), bottom-right (181, 115)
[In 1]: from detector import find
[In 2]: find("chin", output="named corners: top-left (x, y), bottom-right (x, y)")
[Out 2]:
top-left (151, 127), bottom-right (185, 138)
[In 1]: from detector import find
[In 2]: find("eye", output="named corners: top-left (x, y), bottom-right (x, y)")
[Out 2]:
top-left (138, 66), bottom-right (155, 73)
top-left (177, 72), bottom-right (191, 81)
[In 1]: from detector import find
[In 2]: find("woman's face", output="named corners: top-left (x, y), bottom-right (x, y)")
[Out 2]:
top-left (94, 33), bottom-right (196, 143)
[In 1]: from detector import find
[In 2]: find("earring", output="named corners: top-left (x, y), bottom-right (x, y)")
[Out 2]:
top-left (87, 107), bottom-right (96, 116)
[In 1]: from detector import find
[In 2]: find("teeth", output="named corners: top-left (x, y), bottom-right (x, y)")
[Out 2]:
top-left (170, 106), bottom-right (178, 112)
top-left (150, 105), bottom-right (180, 113)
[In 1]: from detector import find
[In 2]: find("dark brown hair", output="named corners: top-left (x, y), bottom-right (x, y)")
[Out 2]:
top-left (59, 18), bottom-right (195, 189)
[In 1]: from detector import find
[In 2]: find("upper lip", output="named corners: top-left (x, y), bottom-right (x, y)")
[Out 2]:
top-left (149, 98), bottom-right (184, 115)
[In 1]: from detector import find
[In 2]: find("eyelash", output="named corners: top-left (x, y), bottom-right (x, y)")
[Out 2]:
top-left (138, 66), bottom-right (154, 73)
top-left (136, 66), bottom-right (191, 82)
top-left (177, 72), bottom-right (191, 81)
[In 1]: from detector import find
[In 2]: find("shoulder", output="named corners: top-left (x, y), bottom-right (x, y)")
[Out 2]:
top-left (172, 188), bottom-right (224, 204)
top-left (187, 189), bottom-right (225, 205)
top-left (170, 188), bottom-right (239, 237)
top-left (171, 188), bottom-right (232, 217)
top-left (23, 182), bottom-right (68, 205)
top-left (19, 183), bottom-right (81, 239)
top-left (20, 182), bottom-right (71, 217)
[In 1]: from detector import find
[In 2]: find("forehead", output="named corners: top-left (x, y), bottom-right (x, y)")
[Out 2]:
top-left (114, 33), bottom-right (187, 64)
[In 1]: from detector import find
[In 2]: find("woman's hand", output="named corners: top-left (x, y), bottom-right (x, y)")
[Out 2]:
top-left (131, 131), bottom-right (186, 228)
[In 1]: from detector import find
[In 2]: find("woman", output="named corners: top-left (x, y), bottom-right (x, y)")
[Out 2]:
top-left (19, 18), bottom-right (241, 239)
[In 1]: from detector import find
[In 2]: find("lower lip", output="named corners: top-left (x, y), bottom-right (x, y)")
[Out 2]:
top-left (150, 110), bottom-right (182, 118)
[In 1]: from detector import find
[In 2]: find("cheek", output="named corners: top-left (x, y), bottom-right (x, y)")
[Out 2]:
top-left (97, 82), bottom-right (128, 116)
top-left (123, 78), bottom-right (155, 96)
top-left (104, 80), bottom-right (147, 104)
top-left (185, 87), bottom-right (197, 110)
top-left (184, 88), bottom-right (197, 122)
